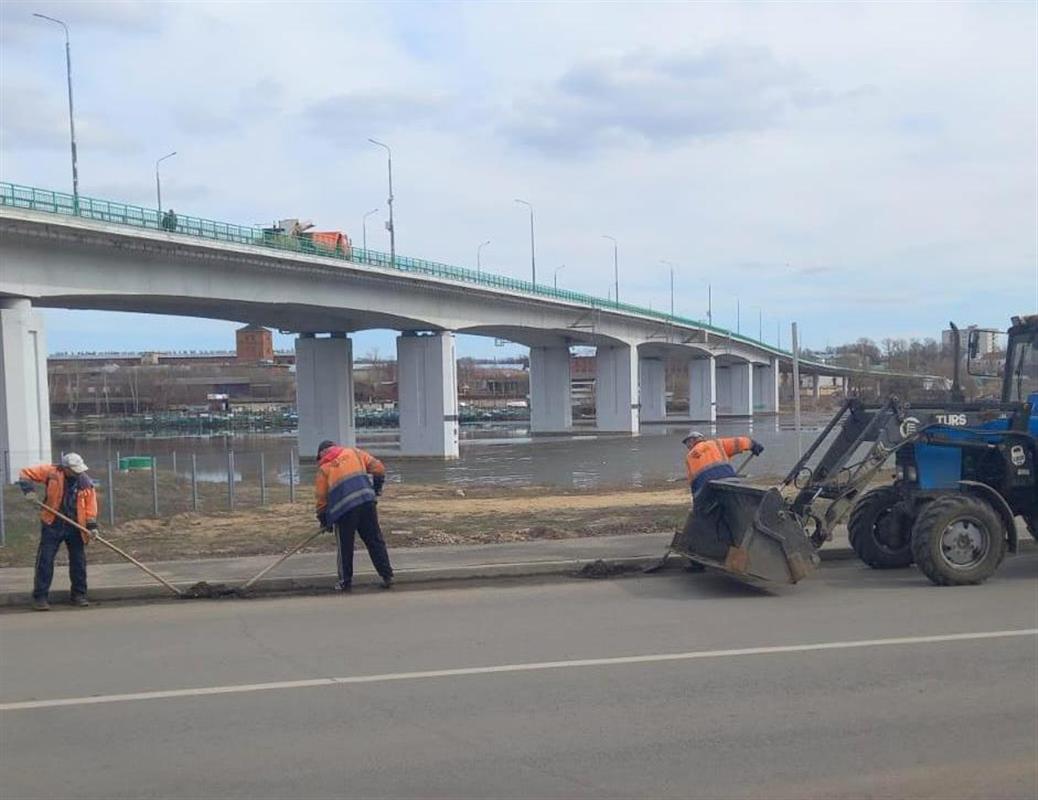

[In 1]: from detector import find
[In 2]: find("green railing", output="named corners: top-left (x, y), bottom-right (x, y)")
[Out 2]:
top-left (0, 181), bottom-right (788, 356)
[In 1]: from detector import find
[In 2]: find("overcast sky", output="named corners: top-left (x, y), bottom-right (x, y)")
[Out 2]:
top-left (2, 0), bottom-right (1035, 358)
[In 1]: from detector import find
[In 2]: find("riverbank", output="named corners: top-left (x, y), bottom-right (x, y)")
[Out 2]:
top-left (1, 481), bottom-right (732, 568)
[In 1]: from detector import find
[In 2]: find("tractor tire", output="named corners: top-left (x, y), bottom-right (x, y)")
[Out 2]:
top-left (848, 487), bottom-right (914, 569)
top-left (910, 495), bottom-right (1006, 586)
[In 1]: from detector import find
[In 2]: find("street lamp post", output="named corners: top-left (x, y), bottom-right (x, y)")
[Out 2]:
top-left (602, 235), bottom-right (618, 305)
top-left (362, 207), bottom-right (379, 251)
top-left (708, 284), bottom-right (713, 326)
top-left (660, 259), bottom-right (676, 318)
top-left (514, 199), bottom-right (536, 286)
top-left (368, 139), bottom-right (394, 265)
top-left (34, 13), bottom-right (78, 211)
top-left (736, 297), bottom-right (741, 334)
top-left (155, 151), bottom-right (176, 219)
top-left (477, 240), bottom-right (491, 274)
top-left (554, 264), bottom-right (566, 290)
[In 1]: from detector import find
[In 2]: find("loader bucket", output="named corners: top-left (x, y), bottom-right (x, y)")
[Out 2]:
top-left (669, 482), bottom-right (820, 584)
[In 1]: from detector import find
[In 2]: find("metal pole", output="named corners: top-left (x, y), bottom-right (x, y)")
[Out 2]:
top-left (554, 264), bottom-right (565, 290)
top-left (515, 200), bottom-right (536, 286)
top-left (34, 15), bottom-right (78, 211)
top-left (670, 268), bottom-right (674, 318)
top-left (151, 456), bottom-right (159, 517)
top-left (602, 235), bottom-right (618, 305)
top-left (0, 459), bottom-right (6, 547)
top-left (259, 451), bottom-right (267, 506)
top-left (107, 460), bottom-right (115, 526)
top-left (792, 322), bottom-right (803, 459)
top-left (477, 240), bottom-right (490, 275)
top-left (171, 450), bottom-right (177, 475)
top-left (737, 298), bottom-right (741, 334)
top-left (368, 139), bottom-right (394, 266)
top-left (155, 151), bottom-right (176, 220)
top-left (707, 284), bottom-right (712, 326)
top-left (362, 207), bottom-right (378, 252)
top-left (759, 309), bottom-right (763, 342)
top-left (191, 453), bottom-right (198, 512)
top-left (228, 450), bottom-right (235, 511)
top-left (288, 447), bottom-right (296, 504)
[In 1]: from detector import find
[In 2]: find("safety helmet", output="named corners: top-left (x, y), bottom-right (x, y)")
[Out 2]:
top-left (681, 430), bottom-right (706, 445)
top-left (61, 452), bottom-right (89, 474)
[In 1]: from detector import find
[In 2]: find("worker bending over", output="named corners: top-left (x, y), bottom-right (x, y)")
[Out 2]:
top-left (18, 453), bottom-right (99, 611)
top-left (683, 430), bottom-right (764, 505)
top-left (314, 439), bottom-right (394, 591)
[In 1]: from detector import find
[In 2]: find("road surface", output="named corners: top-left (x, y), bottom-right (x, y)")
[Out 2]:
top-left (2, 555), bottom-right (1036, 799)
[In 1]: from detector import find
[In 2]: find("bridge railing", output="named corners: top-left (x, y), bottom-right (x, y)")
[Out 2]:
top-left (1, 181), bottom-right (791, 356)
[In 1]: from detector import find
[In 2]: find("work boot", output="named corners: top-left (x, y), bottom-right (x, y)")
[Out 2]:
top-left (32, 599), bottom-right (50, 611)
top-left (70, 595), bottom-right (90, 608)
top-left (336, 582), bottom-right (352, 593)
top-left (380, 576), bottom-right (394, 590)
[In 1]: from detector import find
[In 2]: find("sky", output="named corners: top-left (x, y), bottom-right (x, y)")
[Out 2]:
top-left (1, 0), bottom-right (1035, 358)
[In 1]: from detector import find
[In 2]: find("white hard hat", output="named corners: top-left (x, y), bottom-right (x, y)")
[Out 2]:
top-left (61, 453), bottom-right (89, 474)
top-left (682, 430), bottom-right (706, 445)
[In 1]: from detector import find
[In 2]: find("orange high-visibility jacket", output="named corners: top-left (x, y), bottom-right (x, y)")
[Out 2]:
top-left (685, 437), bottom-right (753, 493)
top-left (315, 446), bottom-right (385, 523)
top-left (18, 464), bottom-right (99, 530)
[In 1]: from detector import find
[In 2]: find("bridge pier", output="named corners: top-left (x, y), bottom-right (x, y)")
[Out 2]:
top-left (295, 333), bottom-right (356, 459)
top-left (638, 357), bottom-right (667, 423)
top-left (1, 299), bottom-right (51, 477)
top-left (688, 356), bottom-right (716, 422)
top-left (529, 345), bottom-right (572, 433)
top-left (595, 344), bottom-right (639, 433)
top-left (397, 332), bottom-right (459, 458)
top-left (717, 361), bottom-right (753, 417)
top-left (753, 358), bottom-right (780, 415)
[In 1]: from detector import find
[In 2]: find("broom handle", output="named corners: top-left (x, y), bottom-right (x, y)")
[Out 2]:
top-left (240, 528), bottom-right (326, 591)
top-left (32, 499), bottom-right (183, 597)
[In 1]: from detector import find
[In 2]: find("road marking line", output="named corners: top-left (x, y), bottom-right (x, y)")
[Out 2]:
top-left (2, 628), bottom-right (1034, 712)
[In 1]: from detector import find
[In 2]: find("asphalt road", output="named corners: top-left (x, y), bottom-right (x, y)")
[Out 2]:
top-left (2, 555), bottom-right (1036, 800)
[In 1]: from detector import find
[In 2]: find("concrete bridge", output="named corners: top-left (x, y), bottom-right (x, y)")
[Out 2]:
top-left (1, 183), bottom-right (900, 472)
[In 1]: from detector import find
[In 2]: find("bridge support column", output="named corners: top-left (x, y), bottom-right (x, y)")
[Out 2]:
top-left (717, 361), bottom-right (752, 417)
top-left (753, 358), bottom-right (779, 415)
top-left (688, 356), bottom-right (716, 422)
top-left (295, 333), bottom-right (355, 458)
top-left (812, 373), bottom-right (821, 402)
top-left (595, 344), bottom-right (639, 433)
top-left (639, 358), bottom-right (666, 423)
top-left (0, 299), bottom-right (51, 477)
top-left (397, 332), bottom-right (459, 458)
top-left (530, 345), bottom-right (572, 433)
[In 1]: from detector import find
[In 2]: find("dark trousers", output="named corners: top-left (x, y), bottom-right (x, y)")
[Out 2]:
top-left (335, 502), bottom-right (393, 586)
top-left (34, 523), bottom-right (87, 601)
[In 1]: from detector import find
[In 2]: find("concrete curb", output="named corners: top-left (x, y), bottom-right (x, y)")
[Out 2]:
top-left (0, 546), bottom-right (861, 609)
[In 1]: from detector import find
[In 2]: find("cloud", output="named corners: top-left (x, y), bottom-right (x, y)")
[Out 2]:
top-left (0, 0), bottom-right (166, 45)
top-left (0, 83), bottom-right (139, 154)
top-left (300, 91), bottom-right (452, 144)
top-left (500, 45), bottom-right (864, 155)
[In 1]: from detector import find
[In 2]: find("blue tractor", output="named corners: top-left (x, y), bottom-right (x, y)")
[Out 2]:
top-left (665, 315), bottom-right (1036, 587)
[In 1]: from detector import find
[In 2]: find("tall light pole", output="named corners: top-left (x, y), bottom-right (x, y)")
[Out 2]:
top-left (602, 235), bottom-right (618, 305)
top-left (362, 207), bottom-right (379, 251)
top-left (757, 306), bottom-right (763, 342)
top-left (708, 284), bottom-right (713, 327)
top-left (660, 259), bottom-right (676, 318)
top-left (736, 297), bottom-right (741, 334)
top-left (155, 151), bottom-right (176, 217)
top-left (477, 239), bottom-right (491, 274)
top-left (368, 139), bottom-right (394, 265)
top-left (34, 13), bottom-right (78, 211)
top-left (554, 264), bottom-right (566, 290)
top-left (514, 199), bottom-right (536, 286)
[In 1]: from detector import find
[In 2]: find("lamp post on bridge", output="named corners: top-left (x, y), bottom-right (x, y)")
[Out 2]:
top-left (660, 259), bottom-right (676, 318)
top-left (362, 207), bottom-right (379, 252)
top-left (602, 234), bottom-right (619, 306)
top-left (477, 240), bottom-right (491, 275)
top-left (34, 13), bottom-right (79, 212)
top-left (514, 199), bottom-right (536, 286)
top-left (554, 264), bottom-right (565, 290)
top-left (155, 151), bottom-right (176, 219)
top-left (368, 139), bottom-right (395, 266)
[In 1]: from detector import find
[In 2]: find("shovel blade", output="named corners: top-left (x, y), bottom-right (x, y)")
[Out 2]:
top-left (669, 482), bottom-right (820, 585)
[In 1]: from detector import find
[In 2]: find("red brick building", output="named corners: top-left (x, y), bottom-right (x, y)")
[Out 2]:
top-left (235, 324), bottom-right (274, 363)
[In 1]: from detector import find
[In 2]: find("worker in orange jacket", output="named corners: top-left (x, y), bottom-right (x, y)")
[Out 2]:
top-left (314, 439), bottom-right (394, 591)
top-left (683, 430), bottom-right (764, 501)
top-left (18, 453), bottom-right (100, 611)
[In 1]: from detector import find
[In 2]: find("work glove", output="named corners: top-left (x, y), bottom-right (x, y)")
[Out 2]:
top-left (85, 521), bottom-right (99, 541)
top-left (372, 475), bottom-right (385, 497)
top-left (18, 481), bottom-right (36, 502)
top-left (317, 511), bottom-right (332, 533)
top-left (750, 440), bottom-right (765, 456)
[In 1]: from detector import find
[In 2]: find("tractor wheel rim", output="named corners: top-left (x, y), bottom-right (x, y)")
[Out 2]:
top-left (939, 518), bottom-right (988, 569)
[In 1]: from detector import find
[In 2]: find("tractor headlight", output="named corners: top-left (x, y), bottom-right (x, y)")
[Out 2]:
top-left (895, 465), bottom-right (904, 481)
top-left (907, 466), bottom-right (918, 482)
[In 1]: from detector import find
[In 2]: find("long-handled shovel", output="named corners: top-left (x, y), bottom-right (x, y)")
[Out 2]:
top-left (643, 452), bottom-right (758, 574)
top-left (31, 498), bottom-right (184, 597)
top-left (238, 527), bottom-right (326, 592)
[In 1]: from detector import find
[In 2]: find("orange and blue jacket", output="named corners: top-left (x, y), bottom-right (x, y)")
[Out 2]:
top-left (315, 445), bottom-right (385, 523)
top-left (685, 437), bottom-right (753, 495)
top-left (18, 464), bottom-right (99, 532)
